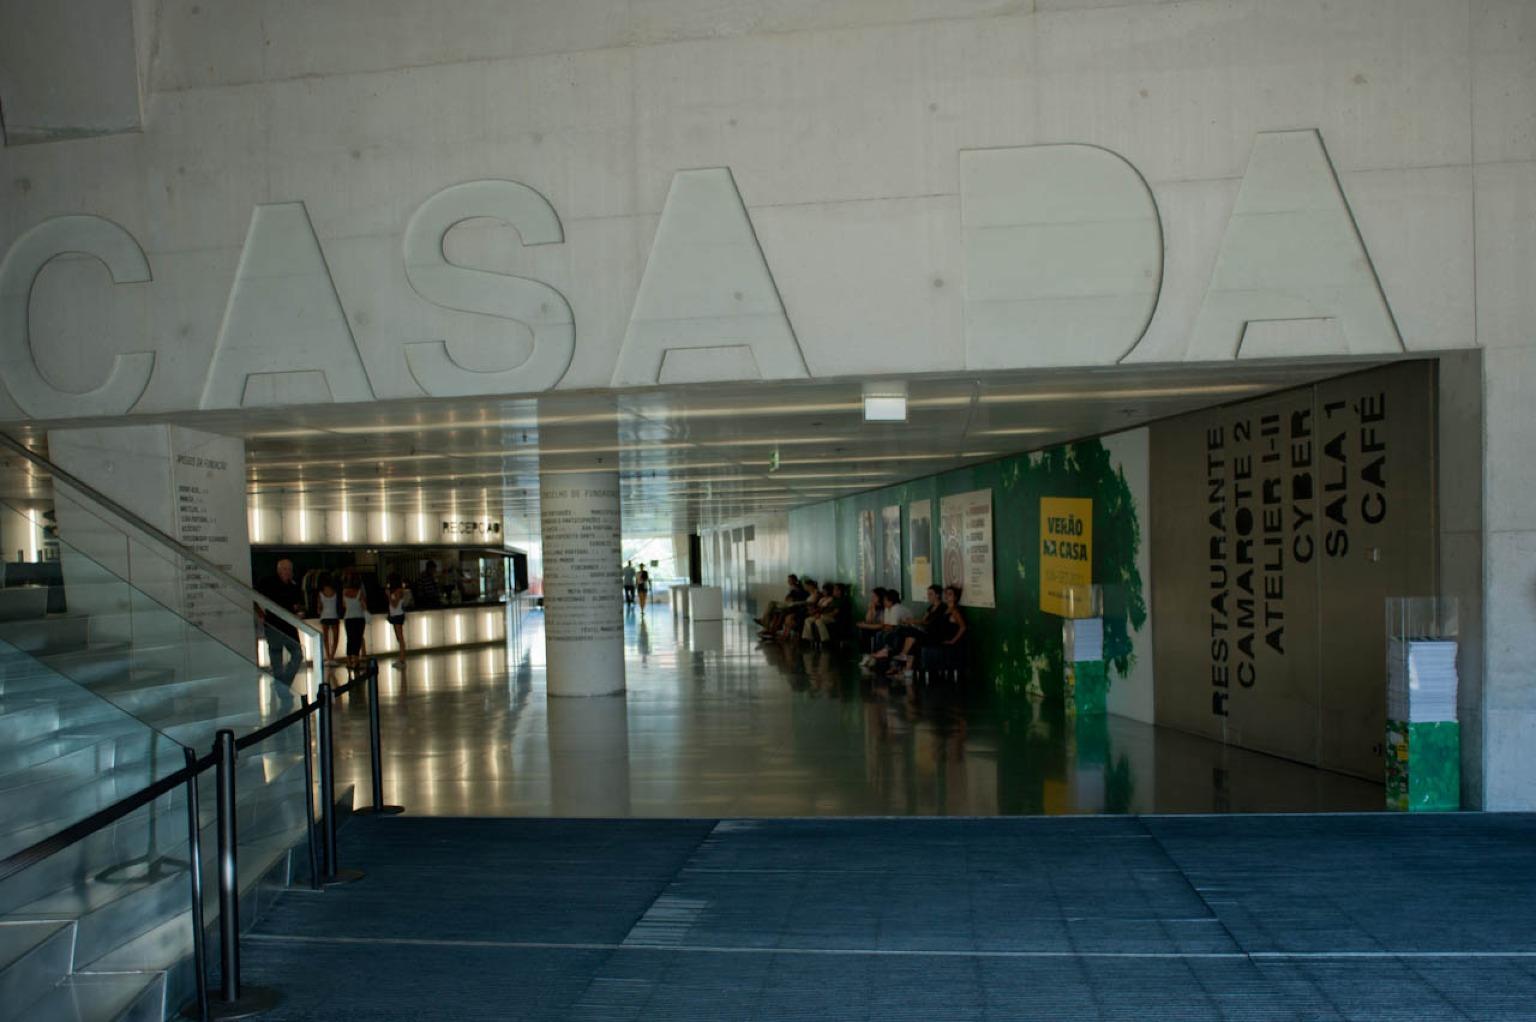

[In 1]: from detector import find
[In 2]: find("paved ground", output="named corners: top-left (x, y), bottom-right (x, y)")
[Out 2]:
top-left (243, 813), bottom-right (1536, 1020)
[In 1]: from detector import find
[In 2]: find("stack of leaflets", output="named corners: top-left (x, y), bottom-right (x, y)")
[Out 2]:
top-left (1388, 638), bottom-right (1458, 722)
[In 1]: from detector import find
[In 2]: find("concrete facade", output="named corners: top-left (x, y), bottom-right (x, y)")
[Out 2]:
top-left (1, 1), bottom-right (1533, 804)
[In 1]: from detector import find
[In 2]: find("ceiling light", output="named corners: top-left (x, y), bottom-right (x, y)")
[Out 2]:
top-left (863, 381), bottom-right (909, 423)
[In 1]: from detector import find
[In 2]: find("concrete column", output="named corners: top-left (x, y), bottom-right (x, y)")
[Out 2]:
top-left (539, 467), bottom-right (624, 697)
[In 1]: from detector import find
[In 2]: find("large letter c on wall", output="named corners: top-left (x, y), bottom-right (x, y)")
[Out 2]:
top-left (0, 216), bottom-right (155, 417)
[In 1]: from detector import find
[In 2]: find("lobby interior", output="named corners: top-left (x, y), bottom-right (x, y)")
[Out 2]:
top-left (2, 0), bottom-right (1532, 1017)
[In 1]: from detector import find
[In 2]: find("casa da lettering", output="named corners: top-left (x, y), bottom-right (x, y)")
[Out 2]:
top-left (0, 128), bottom-right (1403, 419)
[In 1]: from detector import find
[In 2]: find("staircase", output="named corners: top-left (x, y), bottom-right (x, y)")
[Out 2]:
top-left (0, 496), bottom-right (324, 1021)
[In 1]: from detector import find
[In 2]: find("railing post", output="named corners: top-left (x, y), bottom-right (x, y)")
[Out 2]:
top-left (316, 682), bottom-right (364, 886)
top-left (354, 661), bottom-right (403, 817)
top-left (209, 729), bottom-right (279, 1017)
top-left (214, 730), bottom-right (239, 1004)
top-left (182, 748), bottom-right (209, 1022)
top-left (300, 696), bottom-right (321, 891)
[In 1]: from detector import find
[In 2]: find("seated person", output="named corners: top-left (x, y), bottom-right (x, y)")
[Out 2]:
top-left (854, 587), bottom-right (888, 650)
top-left (757, 574), bottom-right (808, 636)
top-left (923, 586), bottom-right (969, 670)
top-left (798, 577), bottom-right (847, 642)
top-left (860, 589), bottom-right (915, 666)
top-left (777, 578), bottom-right (820, 638)
top-left (870, 584), bottom-right (943, 670)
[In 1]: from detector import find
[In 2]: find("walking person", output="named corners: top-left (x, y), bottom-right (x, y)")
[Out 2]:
top-left (385, 572), bottom-right (409, 665)
top-left (256, 557), bottom-right (306, 685)
top-left (636, 565), bottom-right (650, 613)
top-left (623, 561), bottom-right (637, 606)
top-left (340, 568), bottom-right (369, 670)
top-left (315, 572), bottom-right (341, 664)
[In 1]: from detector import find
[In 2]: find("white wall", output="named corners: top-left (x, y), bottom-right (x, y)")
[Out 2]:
top-left (0, 0), bottom-right (1498, 416)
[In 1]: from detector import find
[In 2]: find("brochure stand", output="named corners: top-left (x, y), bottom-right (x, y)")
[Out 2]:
top-left (1062, 584), bottom-right (1106, 717)
top-left (1385, 597), bottom-right (1460, 811)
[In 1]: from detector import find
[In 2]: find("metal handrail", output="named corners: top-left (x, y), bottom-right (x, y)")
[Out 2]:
top-left (0, 750), bottom-right (215, 887)
top-left (0, 660), bottom-right (386, 1021)
top-left (0, 431), bottom-right (315, 640)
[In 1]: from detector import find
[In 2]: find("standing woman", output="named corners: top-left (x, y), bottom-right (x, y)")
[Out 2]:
top-left (385, 572), bottom-right (408, 664)
top-left (315, 573), bottom-right (342, 665)
top-left (635, 565), bottom-right (650, 613)
top-left (340, 568), bottom-right (369, 669)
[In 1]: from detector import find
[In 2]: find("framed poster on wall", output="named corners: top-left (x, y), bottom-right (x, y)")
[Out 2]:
top-left (881, 505), bottom-right (901, 591)
top-left (939, 489), bottom-right (994, 607)
top-left (858, 509), bottom-right (876, 597)
top-left (909, 500), bottom-right (932, 592)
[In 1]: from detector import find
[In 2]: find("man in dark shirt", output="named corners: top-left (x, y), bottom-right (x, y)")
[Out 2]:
top-left (257, 557), bottom-right (306, 684)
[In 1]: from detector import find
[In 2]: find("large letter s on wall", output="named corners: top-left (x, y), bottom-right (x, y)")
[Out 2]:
top-left (402, 180), bottom-right (575, 396)
top-left (0, 216), bottom-right (155, 417)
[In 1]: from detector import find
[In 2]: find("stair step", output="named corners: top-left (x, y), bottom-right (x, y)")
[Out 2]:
top-left (0, 702), bottom-right (59, 745)
top-left (0, 919), bottom-right (74, 1017)
top-left (6, 969), bottom-right (164, 1022)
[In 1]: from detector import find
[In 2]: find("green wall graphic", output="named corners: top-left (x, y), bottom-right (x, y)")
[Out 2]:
top-left (790, 431), bottom-right (1149, 710)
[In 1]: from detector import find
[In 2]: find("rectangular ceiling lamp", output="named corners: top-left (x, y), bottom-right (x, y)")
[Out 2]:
top-left (863, 381), bottom-right (909, 422)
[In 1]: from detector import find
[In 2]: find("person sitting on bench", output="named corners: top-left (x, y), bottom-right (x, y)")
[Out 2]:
top-left (776, 578), bottom-right (820, 638)
top-left (860, 589), bottom-right (914, 667)
top-left (801, 581), bottom-right (845, 644)
top-left (757, 574), bottom-right (808, 637)
top-left (855, 587), bottom-right (889, 650)
top-left (869, 584), bottom-right (943, 672)
top-left (921, 585), bottom-right (968, 674)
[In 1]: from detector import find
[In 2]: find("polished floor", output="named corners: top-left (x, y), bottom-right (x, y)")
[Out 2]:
top-left (324, 604), bottom-right (1384, 817)
top-left (246, 814), bottom-right (1536, 1021)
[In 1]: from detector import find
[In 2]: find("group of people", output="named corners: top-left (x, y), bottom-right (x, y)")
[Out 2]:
top-left (755, 574), bottom-right (967, 681)
top-left (256, 557), bottom-right (419, 684)
top-left (621, 560), bottom-right (652, 610)
top-left (756, 577), bottom-right (853, 642)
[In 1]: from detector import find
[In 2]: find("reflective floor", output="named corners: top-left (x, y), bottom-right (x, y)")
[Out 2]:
top-left (327, 604), bottom-right (1384, 817)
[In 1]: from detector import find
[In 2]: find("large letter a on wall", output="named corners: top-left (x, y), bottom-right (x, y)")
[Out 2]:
top-left (611, 168), bottom-right (807, 386)
top-left (1186, 130), bottom-right (1402, 360)
top-left (201, 202), bottom-right (375, 409)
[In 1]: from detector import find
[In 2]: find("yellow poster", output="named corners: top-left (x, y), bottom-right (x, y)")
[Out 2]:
top-left (1040, 497), bottom-right (1093, 617)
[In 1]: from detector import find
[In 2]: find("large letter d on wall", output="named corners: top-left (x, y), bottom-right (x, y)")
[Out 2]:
top-left (0, 216), bottom-right (155, 417)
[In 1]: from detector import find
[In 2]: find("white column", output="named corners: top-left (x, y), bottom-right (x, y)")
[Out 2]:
top-left (539, 468), bottom-right (624, 697)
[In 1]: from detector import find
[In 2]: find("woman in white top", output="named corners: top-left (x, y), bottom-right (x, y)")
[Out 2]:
top-left (340, 568), bottom-right (368, 668)
top-left (315, 573), bottom-right (341, 664)
top-left (385, 572), bottom-right (408, 664)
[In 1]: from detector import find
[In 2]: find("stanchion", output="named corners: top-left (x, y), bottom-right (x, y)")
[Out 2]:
top-left (181, 748), bottom-right (209, 1022)
top-left (316, 683), bottom-right (364, 886)
top-left (300, 695), bottom-right (321, 890)
top-left (207, 729), bottom-right (279, 1018)
top-left (354, 661), bottom-right (403, 816)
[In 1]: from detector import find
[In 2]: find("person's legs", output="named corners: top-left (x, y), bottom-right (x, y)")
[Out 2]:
top-left (344, 618), bottom-right (365, 666)
top-left (391, 618), bottom-right (406, 658)
top-left (265, 626), bottom-right (303, 684)
top-left (323, 621), bottom-right (339, 662)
